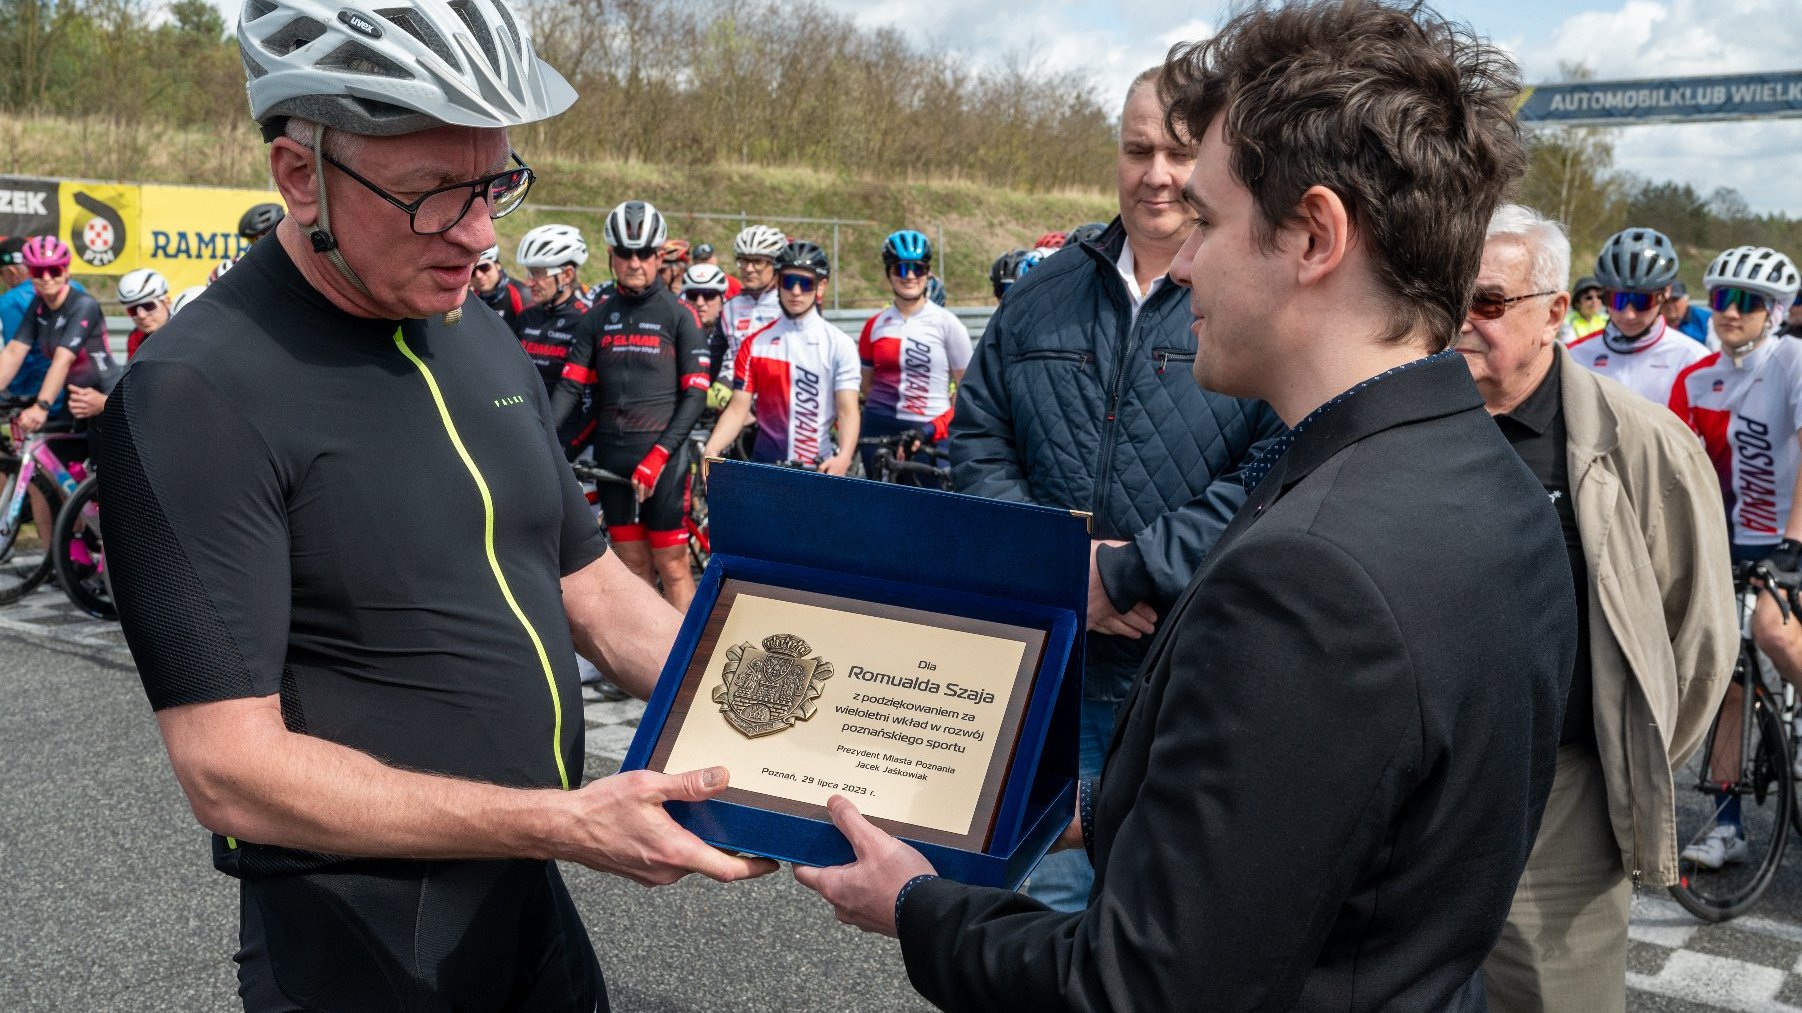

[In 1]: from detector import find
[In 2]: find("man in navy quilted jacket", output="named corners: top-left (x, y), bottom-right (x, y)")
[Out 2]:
top-left (948, 67), bottom-right (1282, 911)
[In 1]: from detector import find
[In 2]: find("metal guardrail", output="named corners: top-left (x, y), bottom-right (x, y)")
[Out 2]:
top-left (107, 305), bottom-right (997, 355)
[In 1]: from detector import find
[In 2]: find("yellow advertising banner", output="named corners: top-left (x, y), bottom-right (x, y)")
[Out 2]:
top-left (59, 181), bottom-right (140, 275)
top-left (138, 183), bottom-right (283, 292)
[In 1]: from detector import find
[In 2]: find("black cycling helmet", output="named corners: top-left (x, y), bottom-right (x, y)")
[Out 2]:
top-left (1594, 228), bottom-right (1679, 293)
top-left (1066, 222), bottom-right (1108, 247)
top-left (990, 249), bottom-right (1032, 298)
top-left (694, 242), bottom-right (716, 261)
top-left (238, 202), bottom-right (286, 241)
top-left (0, 236), bottom-right (24, 268)
top-left (777, 240), bottom-right (831, 279)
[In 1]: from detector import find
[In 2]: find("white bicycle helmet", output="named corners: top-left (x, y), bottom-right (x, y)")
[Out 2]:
top-left (170, 285), bottom-right (209, 315)
top-left (602, 201), bottom-right (667, 252)
top-left (477, 243), bottom-right (501, 264)
top-left (117, 268), bottom-right (169, 305)
top-left (1706, 245), bottom-right (1801, 333)
top-left (516, 224), bottom-right (588, 268)
top-left (238, 0), bottom-right (576, 137)
top-left (208, 257), bottom-right (237, 284)
top-left (682, 263), bottom-right (730, 293)
top-left (733, 225), bottom-right (786, 260)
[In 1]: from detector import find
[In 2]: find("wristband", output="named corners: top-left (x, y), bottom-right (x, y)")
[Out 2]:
top-left (33, 399), bottom-right (50, 412)
top-left (633, 444), bottom-right (672, 489)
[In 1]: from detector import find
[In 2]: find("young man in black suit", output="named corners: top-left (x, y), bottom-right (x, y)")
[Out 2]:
top-left (795, 2), bottom-right (1576, 1009)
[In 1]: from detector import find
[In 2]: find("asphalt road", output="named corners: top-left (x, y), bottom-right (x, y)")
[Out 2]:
top-left (7, 605), bottom-right (1802, 1012)
top-left (0, 626), bottom-right (930, 1012)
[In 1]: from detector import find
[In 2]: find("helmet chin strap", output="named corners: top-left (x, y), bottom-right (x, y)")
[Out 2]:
top-left (303, 122), bottom-right (462, 326)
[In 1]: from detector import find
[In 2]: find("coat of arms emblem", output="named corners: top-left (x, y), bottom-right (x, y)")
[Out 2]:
top-left (713, 633), bottom-right (834, 738)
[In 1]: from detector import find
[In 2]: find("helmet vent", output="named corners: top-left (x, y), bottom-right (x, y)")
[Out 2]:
top-left (487, 0), bottom-right (520, 56)
top-left (242, 0), bottom-right (278, 22)
top-left (447, 0), bottom-right (500, 73)
top-left (375, 7), bottom-right (455, 66)
top-left (318, 40), bottom-right (412, 79)
top-left (259, 15), bottom-right (327, 57)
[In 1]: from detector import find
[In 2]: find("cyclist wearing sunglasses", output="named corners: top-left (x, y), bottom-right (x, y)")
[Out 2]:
top-left (705, 240), bottom-right (861, 474)
top-left (857, 230), bottom-right (972, 479)
top-left (0, 236), bottom-right (75, 404)
top-left (513, 223), bottom-right (594, 454)
top-left (0, 235), bottom-right (117, 435)
top-left (118, 268), bottom-right (172, 360)
top-left (718, 224), bottom-right (786, 374)
top-left (98, 0), bottom-right (771, 1006)
top-left (553, 200), bottom-right (710, 609)
top-left (469, 242), bottom-right (532, 328)
top-left (1670, 246), bottom-right (1802, 867)
top-left (1569, 227), bottom-right (1706, 406)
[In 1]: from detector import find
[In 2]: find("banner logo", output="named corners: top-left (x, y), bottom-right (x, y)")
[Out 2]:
top-left (68, 191), bottom-right (126, 268)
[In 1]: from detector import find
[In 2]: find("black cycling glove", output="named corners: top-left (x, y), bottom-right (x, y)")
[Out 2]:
top-left (1764, 539), bottom-right (1802, 574)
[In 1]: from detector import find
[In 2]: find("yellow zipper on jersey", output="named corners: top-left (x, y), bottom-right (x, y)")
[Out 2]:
top-left (391, 327), bottom-right (570, 791)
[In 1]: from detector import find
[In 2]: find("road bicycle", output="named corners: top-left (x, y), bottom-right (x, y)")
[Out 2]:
top-left (857, 431), bottom-right (951, 489)
top-left (0, 398), bottom-right (90, 604)
top-left (50, 471), bottom-right (110, 619)
top-left (1669, 560), bottom-right (1801, 921)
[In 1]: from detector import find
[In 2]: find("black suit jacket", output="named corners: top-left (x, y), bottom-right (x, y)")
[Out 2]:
top-left (898, 354), bottom-right (1576, 1012)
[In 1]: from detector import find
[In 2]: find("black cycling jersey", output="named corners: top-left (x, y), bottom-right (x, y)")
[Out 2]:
top-left (512, 289), bottom-right (590, 395)
top-left (478, 272), bottom-right (532, 329)
top-left (552, 279), bottom-right (711, 455)
top-left (13, 288), bottom-right (117, 391)
top-left (99, 236), bottom-right (606, 880)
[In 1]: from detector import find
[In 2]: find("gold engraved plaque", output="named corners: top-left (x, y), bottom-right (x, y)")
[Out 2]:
top-left (649, 579), bottom-right (1048, 849)
top-left (713, 634), bottom-right (834, 737)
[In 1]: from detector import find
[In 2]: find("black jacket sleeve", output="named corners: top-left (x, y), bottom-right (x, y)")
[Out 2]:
top-left (896, 531), bottom-right (1422, 1012)
top-left (549, 311), bottom-right (598, 429)
top-left (1096, 399), bottom-right (1287, 611)
top-left (947, 308), bottom-right (1034, 503)
top-left (99, 361), bottom-right (293, 710)
top-left (653, 300), bottom-right (712, 454)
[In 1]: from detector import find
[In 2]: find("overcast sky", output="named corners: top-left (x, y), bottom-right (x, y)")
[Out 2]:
top-left (821, 0), bottom-right (1802, 216)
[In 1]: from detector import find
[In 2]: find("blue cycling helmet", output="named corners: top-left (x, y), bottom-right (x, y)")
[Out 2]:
top-left (882, 229), bottom-right (933, 268)
top-left (924, 275), bottom-right (947, 306)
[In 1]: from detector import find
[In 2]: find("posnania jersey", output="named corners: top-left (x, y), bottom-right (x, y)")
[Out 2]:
top-left (1568, 316), bottom-right (1707, 407)
top-left (719, 287), bottom-right (781, 377)
top-left (858, 301), bottom-right (974, 439)
top-left (730, 309), bottom-right (861, 464)
top-left (1670, 338), bottom-right (1802, 547)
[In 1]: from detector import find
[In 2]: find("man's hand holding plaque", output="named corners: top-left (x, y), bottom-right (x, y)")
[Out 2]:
top-left (794, 795), bottom-right (936, 936)
top-left (551, 765), bottom-right (779, 886)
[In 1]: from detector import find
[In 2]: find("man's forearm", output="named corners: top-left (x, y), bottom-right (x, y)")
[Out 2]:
top-left (564, 551), bottom-right (682, 699)
top-left (160, 698), bottom-right (565, 861)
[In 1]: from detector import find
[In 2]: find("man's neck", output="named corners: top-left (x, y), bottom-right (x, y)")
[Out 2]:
top-left (1124, 230), bottom-right (1183, 292)
top-left (1481, 350), bottom-right (1555, 417)
top-left (1266, 332), bottom-right (1437, 427)
top-left (278, 221), bottom-right (385, 319)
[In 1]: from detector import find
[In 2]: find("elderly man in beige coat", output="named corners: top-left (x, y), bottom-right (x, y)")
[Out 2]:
top-left (1458, 204), bottom-right (1736, 1011)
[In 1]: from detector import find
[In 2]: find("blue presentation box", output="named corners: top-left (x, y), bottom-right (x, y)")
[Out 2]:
top-left (621, 460), bottom-right (1087, 888)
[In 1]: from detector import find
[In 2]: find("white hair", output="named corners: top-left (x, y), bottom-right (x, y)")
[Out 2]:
top-left (1486, 203), bottom-right (1572, 296)
top-left (282, 117), bottom-right (366, 164)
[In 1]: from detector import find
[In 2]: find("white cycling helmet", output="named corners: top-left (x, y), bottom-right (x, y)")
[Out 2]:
top-left (238, 0), bottom-right (577, 137)
top-left (477, 244), bottom-right (501, 264)
top-left (117, 268), bottom-right (169, 305)
top-left (208, 257), bottom-right (237, 284)
top-left (682, 263), bottom-right (730, 293)
top-left (170, 285), bottom-right (209, 316)
top-left (1706, 245), bottom-right (1801, 337)
top-left (733, 225), bottom-right (786, 260)
top-left (516, 224), bottom-right (588, 268)
top-left (602, 200), bottom-right (667, 252)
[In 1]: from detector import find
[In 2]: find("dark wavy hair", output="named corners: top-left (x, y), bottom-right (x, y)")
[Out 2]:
top-left (1159, 0), bottom-right (1528, 349)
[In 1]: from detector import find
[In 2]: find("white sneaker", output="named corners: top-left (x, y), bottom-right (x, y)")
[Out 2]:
top-left (1681, 823), bottom-right (1748, 870)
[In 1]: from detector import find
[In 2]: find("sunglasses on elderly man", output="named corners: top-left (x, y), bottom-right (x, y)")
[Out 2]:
top-left (1466, 289), bottom-right (1555, 321)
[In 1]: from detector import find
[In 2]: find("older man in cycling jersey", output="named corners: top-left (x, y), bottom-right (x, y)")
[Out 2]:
top-left (1460, 205), bottom-right (1733, 1012)
top-left (99, 2), bottom-right (772, 1008)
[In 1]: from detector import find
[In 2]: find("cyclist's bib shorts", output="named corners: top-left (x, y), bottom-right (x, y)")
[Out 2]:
top-left (236, 858), bottom-right (605, 1012)
top-left (594, 436), bottom-right (689, 546)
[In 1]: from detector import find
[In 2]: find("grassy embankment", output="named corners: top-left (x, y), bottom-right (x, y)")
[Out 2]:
top-left (1, 114), bottom-right (1116, 309)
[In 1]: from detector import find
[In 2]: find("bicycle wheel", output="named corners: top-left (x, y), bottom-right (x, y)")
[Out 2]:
top-left (0, 467), bottom-right (63, 604)
top-left (51, 474), bottom-right (113, 620)
top-left (685, 447), bottom-right (710, 575)
top-left (1670, 675), bottom-right (1792, 922)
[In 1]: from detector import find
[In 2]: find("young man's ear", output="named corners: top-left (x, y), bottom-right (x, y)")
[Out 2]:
top-left (1292, 185), bottom-right (1351, 288)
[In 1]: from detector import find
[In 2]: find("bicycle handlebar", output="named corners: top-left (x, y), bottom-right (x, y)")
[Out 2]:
top-left (569, 459), bottom-right (632, 487)
top-left (1736, 559), bottom-right (1799, 624)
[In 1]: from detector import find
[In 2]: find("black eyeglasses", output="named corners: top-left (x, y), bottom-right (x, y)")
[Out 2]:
top-left (321, 151), bottom-right (534, 236)
top-left (1467, 289), bottom-right (1556, 321)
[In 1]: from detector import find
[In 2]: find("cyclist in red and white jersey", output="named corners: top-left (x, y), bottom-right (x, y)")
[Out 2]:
top-left (713, 224), bottom-right (785, 379)
top-left (118, 268), bottom-right (172, 360)
top-left (1669, 244), bottom-right (1802, 867)
top-left (1569, 227), bottom-right (1706, 406)
top-left (858, 229), bottom-right (972, 477)
top-left (703, 241), bottom-right (860, 473)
